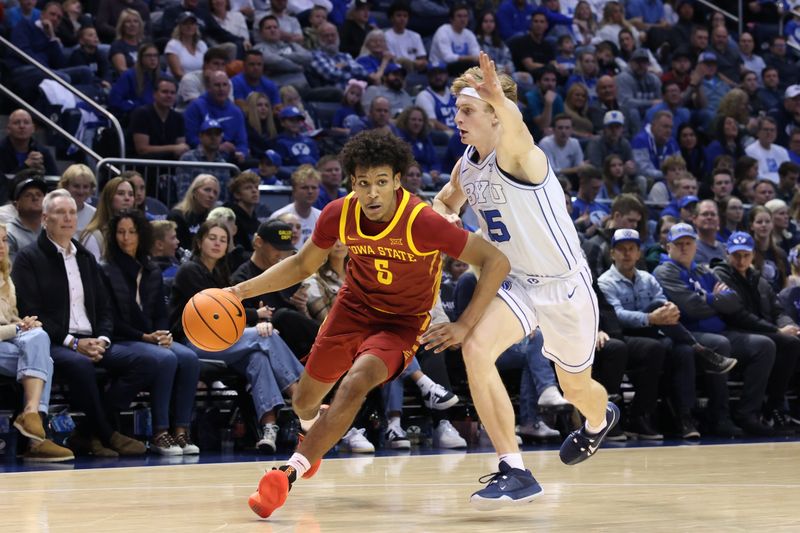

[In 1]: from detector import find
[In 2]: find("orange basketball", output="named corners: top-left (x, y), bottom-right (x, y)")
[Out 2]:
top-left (182, 288), bottom-right (246, 352)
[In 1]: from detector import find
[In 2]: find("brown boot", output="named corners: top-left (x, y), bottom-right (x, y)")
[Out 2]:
top-left (14, 412), bottom-right (45, 442)
top-left (67, 431), bottom-right (118, 458)
top-left (109, 431), bottom-right (146, 455)
top-left (24, 439), bottom-right (75, 462)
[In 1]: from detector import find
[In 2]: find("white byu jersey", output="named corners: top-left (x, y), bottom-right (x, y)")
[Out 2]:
top-left (459, 146), bottom-right (586, 279)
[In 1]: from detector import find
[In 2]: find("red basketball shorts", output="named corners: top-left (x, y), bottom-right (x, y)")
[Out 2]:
top-left (304, 293), bottom-right (431, 384)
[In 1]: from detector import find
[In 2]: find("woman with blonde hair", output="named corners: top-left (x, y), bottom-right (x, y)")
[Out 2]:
top-left (564, 83), bottom-right (594, 139)
top-left (80, 177), bottom-right (135, 260)
top-left (168, 174), bottom-right (220, 249)
top-left (750, 205), bottom-right (790, 292)
top-left (592, 1), bottom-right (640, 47)
top-left (0, 223), bottom-right (74, 461)
top-left (243, 92), bottom-right (278, 155)
top-left (165, 12), bottom-right (208, 80)
top-left (109, 8), bottom-right (146, 77)
top-left (765, 198), bottom-right (800, 253)
top-left (59, 164), bottom-right (97, 234)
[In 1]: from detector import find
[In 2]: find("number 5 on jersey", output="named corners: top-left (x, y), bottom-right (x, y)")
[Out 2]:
top-left (480, 209), bottom-right (511, 242)
top-left (375, 259), bottom-right (393, 285)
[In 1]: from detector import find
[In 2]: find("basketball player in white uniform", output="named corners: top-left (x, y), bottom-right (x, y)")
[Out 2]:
top-left (422, 53), bottom-right (620, 508)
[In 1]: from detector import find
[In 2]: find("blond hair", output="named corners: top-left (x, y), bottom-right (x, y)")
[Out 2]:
top-left (150, 219), bottom-right (177, 242)
top-left (174, 174), bottom-right (219, 215)
top-left (59, 164), bottom-right (97, 191)
top-left (451, 66), bottom-right (517, 112)
top-left (290, 164), bottom-right (321, 189)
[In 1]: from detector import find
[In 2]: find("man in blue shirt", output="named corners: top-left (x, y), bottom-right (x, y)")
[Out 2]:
top-left (184, 71), bottom-right (249, 164)
top-left (495, 0), bottom-right (535, 40)
top-left (231, 50), bottom-right (282, 107)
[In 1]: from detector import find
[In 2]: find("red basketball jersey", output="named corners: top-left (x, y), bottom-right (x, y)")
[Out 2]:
top-left (313, 188), bottom-right (469, 316)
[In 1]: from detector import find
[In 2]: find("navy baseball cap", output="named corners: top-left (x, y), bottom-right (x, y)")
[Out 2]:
top-left (261, 149), bottom-right (282, 166)
top-left (699, 51), bottom-right (718, 63)
top-left (200, 118), bottom-right (222, 133)
top-left (384, 63), bottom-right (406, 76)
top-left (679, 195), bottom-right (699, 209)
top-left (428, 62), bottom-right (448, 72)
top-left (278, 106), bottom-right (304, 119)
top-left (611, 228), bottom-right (641, 247)
top-left (727, 231), bottom-right (755, 253)
top-left (667, 222), bottom-right (698, 242)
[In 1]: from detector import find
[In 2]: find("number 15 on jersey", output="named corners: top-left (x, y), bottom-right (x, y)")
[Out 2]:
top-left (480, 209), bottom-right (510, 243)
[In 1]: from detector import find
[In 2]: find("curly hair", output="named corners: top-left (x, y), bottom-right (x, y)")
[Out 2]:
top-left (395, 105), bottom-right (431, 139)
top-left (106, 209), bottom-right (153, 264)
top-left (340, 131), bottom-right (414, 179)
top-left (715, 89), bottom-right (750, 126)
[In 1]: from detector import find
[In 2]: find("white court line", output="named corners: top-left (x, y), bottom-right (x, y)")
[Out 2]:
top-left (2, 480), bottom-right (799, 495)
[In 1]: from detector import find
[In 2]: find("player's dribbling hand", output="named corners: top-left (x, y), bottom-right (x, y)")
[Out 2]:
top-left (420, 322), bottom-right (469, 353)
top-left (224, 285), bottom-right (244, 300)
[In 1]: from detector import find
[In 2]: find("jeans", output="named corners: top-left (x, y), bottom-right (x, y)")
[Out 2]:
top-left (116, 340), bottom-right (200, 431)
top-left (0, 328), bottom-right (53, 413)
top-left (496, 332), bottom-right (559, 425)
top-left (693, 330), bottom-right (775, 421)
top-left (382, 356), bottom-right (421, 415)
top-left (50, 341), bottom-right (159, 442)
top-left (185, 328), bottom-right (303, 420)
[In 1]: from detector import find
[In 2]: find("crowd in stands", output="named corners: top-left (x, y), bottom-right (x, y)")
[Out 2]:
top-left (2, 0), bottom-right (800, 461)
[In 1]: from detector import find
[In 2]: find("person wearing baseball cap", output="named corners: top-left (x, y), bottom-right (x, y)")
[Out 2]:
top-left (617, 45), bottom-right (662, 117)
top-left (255, 149), bottom-right (283, 185)
top-left (654, 221), bottom-right (779, 437)
top-left (274, 106), bottom-right (320, 166)
top-left (584, 110), bottom-right (636, 172)
top-left (697, 49), bottom-right (733, 120)
top-left (599, 227), bottom-right (736, 439)
top-left (7, 171), bottom-right (47, 260)
top-left (712, 230), bottom-right (800, 434)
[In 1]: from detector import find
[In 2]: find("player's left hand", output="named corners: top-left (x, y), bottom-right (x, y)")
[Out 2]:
top-left (465, 52), bottom-right (504, 105)
top-left (421, 322), bottom-right (469, 353)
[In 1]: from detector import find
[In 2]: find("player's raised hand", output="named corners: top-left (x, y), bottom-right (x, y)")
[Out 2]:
top-left (464, 52), bottom-right (503, 104)
top-left (421, 322), bottom-right (470, 353)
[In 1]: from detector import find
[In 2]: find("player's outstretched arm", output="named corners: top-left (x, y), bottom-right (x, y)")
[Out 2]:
top-left (229, 239), bottom-right (329, 300)
top-left (432, 158), bottom-right (467, 225)
top-left (421, 233), bottom-right (510, 352)
top-left (466, 52), bottom-right (548, 184)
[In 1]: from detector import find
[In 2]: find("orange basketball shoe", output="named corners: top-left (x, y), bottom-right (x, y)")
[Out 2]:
top-left (248, 465), bottom-right (295, 518)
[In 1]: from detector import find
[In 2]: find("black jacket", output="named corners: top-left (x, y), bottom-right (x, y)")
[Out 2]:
top-left (0, 137), bottom-right (59, 182)
top-left (168, 258), bottom-right (258, 341)
top-left (711, 259), bottom-right (795, 333)
top-left (12, 232), bottom-right (113, 344)
top-left (100, 252), bottom-right (169, 341)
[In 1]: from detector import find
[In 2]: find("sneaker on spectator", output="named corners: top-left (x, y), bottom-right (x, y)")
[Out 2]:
top-left (559, 402), bottom-right (620, 465)
top-left (24, 439), bottom-right (75, 462)
top-left (257, 423), bottom-right (279, 453)
top-left (151, 432), bottom-right (182, 456)
top-left (174, 432), bottom-right (200, 455)
top-left (707, 416), bottom-right (744, 438)
top-left (384, 424), bottom-right (411, 450)
top-left (624, 414), bottom-right (663, 440)
top-left (537, 386), bottom-right (570, 407)
top-left (766, 409), bottom-right (800, 434)
top-left (518, 421), bottom-right (560, 439)
top-left (470, 461), bottom-right (543, 510)
top-left (423, 383), bottom-right (459, 410)
top-left (433, 420), bottom-right (467, 448)
top-left (693, 345), bottom-right (737, 374)
top-left (677, 414), bottom-right (700, 439)
top-left (14, 412), bottom-right (45, 442)
top-left (341, 427), bottom-right (376, 452)
top-left (735, 415), bottom-right (777, 436)
top-left (109, 431), bottom-right (146, 456)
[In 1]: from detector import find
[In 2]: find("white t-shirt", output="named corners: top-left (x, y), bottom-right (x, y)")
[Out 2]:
top-left (538, 135), bottom-right (584, 175)
top-left (745, 141), bottom-right (791, 184)
top-left (429, 25), bottom-right (479, 64)
top-left (384, 28), bottom-right (426, 61)
top-left (271, 203), bottom-right (321, 249)
top-left (165, 39), bottom-right (208, 74)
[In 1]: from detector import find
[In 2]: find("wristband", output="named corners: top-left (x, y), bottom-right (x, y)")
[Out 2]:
top-left (72, 338), bottom-right (79, 351)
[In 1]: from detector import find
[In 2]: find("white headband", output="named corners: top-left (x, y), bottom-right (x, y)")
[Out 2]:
top-left (459, 87), bottom-right (484, 101)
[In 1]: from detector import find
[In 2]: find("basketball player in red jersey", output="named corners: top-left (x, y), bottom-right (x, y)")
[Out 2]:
top-left (230, 131), bottom-right (509, 519)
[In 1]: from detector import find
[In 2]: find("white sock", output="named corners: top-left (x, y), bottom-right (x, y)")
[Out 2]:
top-left (300, 412), bottom-right (320, 432)
top-left (498, 453), bottom-right (525, 470)
top-left (585, 418), bottom-right (608, 435)
top-left (415, 375), bottom-right (435, 395)
top-left (287, 452), bottom-right (311, 478)
top-left (388, 416), bottom-right (401, 429)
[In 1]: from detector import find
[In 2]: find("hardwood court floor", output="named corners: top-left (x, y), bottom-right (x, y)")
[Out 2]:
top-left (1, 442), bottom-right (798, 532)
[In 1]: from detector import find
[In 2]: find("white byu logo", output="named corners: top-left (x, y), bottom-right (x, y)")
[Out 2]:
top-left (464, 180), bottom-right (508, 206)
